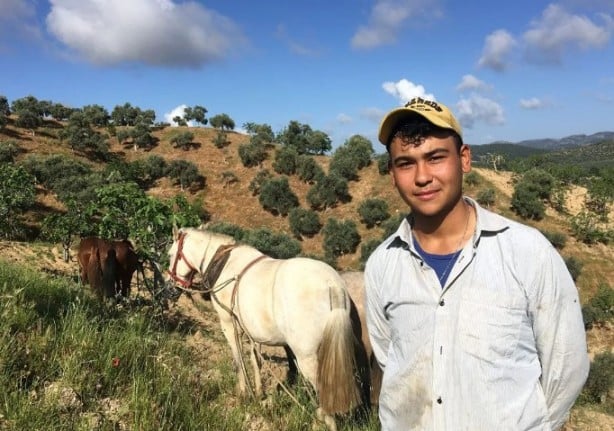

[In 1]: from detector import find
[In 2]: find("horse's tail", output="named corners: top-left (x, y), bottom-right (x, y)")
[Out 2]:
top-left (87, 246), bottom-right (103, 299)
top-left (317, 285), bottom-right (362, 415)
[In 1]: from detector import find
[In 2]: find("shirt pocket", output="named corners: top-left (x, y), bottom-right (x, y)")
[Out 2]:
top-left (458, 286), bottom-right (526, 362)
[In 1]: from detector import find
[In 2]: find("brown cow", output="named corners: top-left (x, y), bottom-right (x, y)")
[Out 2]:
top-left (78, 237), bottom-right (140, 299)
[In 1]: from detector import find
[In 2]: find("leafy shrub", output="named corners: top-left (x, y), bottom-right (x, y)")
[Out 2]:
top-left (380, 213), bottom-right (407, 238)
top-left (259, 177), bottom-right (299, 216)
top-left (464, 171), bottom-right (481, 186)
top-left (165, 159), bottom-right (204, 191)
top-left (273, 146), bottom-right (299, 175)
top-left (169, 130), bottom-right (195, 150)
top-left (360, 239), bottom-right (381, 268)
top-left (288, 207), bottom-right (321, 238)
top-left (248, 169), bottom-right (272, 196)
top-left (377, 153), bottom-right (389, 175)
top-left (582, 283), bottom-right (614, 330)
top-left (511, 182), bottom-right (544, 220)
top-left (212, 130), bottom-right (229, 148)
top-left (206, 222), bottom-right (247, 241)
top-left (358, 198), bottom-right (390, 228)
top-left (244, 228), bottom-right (301, 259)
top-left (238, 142), bottom-right (267, 167)
top-left (564, 256), bottom-right (583, 282)
top-left (0, 139), bottom-right (19, 163)
top-left (476, 187), bottom-right (496, 207)
top-left (571, 211), bottom-right (611, 245)
top-left (306, 173), bottom-right (351, 210)
top-left (322, 218), bottom-right (360, 259)
top-left (522, 168), bottom-right (556, 200)
top-left (541, 230), bottom-right (567, 249)
top-left (296, 155), bottom-right (324, 183)
top-left (578, 351), bottom-right (614, 414)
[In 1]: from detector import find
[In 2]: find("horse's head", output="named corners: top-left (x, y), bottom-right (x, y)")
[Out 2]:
top-left (166, 228), bottom-right (199, 289)
top-left (167, 227), bottom-right (238, 291)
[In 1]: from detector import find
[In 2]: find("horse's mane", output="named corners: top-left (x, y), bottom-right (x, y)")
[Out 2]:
top-left (184, 227), bottom-right (236, 244)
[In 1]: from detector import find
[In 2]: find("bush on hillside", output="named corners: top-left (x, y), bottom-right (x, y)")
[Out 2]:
top-left (360, 239), bottom-right (381, 268)
top-left (476, 187), bottom-right (496, 207)
top-left (582, 283), bottom-right (614, 330)
top-left (358, 198), bottom-right (390, 228)
top-left (464, 171), bottom-right (481, 186)
top-left (258, 176), bottom-right (299, 216)
top-left (288, 207), bottom-right (322, 239)
top-left (578, 351), bottom-right (614, 414)
top-left (306, 173), bottom-right (351, 210)
top-left (322, 218), bottom-right (360, 259)
top-left (273, 146), bottom-right (299, 175)
top-left (511, 182), bottom-right (544, 220)
top-left (248, 169), bottom-right (272, 196)
top-left (541, 229), bottom-right (567, 249)
top-left (244, 228), bottom-right (301, 259)
top-left (377, 153), bottom-right (389, 175)
top-left (571, 211), bottom-right (612, 245)
top-left (564, 256), bottom-right (583, 282)
top-left (296, 155), bottom-right (324, 184)
top-left (0, 139), bottom-right (20, 163)
top-left (238, 142), bottom-right (267, 167)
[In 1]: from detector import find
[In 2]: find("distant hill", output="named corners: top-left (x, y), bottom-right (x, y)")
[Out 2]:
top-left (472, 133), bottom-right (614, 169)
top-left (484, 131), bottom-right (614, 150)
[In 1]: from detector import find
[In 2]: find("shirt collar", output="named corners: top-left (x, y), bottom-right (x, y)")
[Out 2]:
top-left (387, 196), bottom-right (510, 251)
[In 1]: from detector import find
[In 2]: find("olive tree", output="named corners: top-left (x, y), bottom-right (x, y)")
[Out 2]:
top-left (259, 176), bottom-right (299, 216)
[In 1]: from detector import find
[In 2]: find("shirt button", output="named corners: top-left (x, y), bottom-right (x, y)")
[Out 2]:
top-left (439, 299), bottom-right (445, 306)
top-left (437, 397), bottom-right (443, 404)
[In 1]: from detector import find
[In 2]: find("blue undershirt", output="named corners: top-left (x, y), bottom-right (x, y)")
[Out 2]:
top-left (414, 239), bottom-right (461, 287)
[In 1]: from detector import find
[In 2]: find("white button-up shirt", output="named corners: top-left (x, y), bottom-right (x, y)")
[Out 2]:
top-left (364, 198), bottom-right (589, 431)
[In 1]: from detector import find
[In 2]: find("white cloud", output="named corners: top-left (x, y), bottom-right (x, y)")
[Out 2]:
top-left (45, 0), bottom-right (246, 67)
top-left (523, 4), bottom-right (613, 64)
top-left (456, 74), bottom-right (491, 92)
top-left (351, 0), bottom-right (441, 49)
top-left (275, 24), bottom-right (321, 57)
top-left (336, 113), bottom-right (353, 124)
top-left (519, 97), bottom-right (545, 109)
top-left (478, 29), bottom-right (517, 72)
top-left (165, 104), bottom-right (189, 125)
top-left (455, 95), bottom-right (505, 129)
top-left (382, 79), bottom-right (435, 104)
top-left (361, 107), bottom-right (385, 123)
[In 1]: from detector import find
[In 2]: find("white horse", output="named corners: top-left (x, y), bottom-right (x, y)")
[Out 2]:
top-left (166, 227), bottom-right (365, 430)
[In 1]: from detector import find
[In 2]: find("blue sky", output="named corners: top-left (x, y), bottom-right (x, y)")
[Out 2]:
top-left (1, 0), bottom-right (613, 150)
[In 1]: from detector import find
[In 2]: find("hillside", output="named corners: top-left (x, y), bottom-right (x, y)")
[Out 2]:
top-left (486, 131), bottom-right (614, 150)
top-left (1, 118), bottom-right (613, 429)
top-left (471, 138), bottom-right (614, 168)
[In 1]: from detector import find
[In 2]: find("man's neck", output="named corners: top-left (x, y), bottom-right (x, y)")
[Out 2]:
top-left (412, 199), bottom-right (474, 255)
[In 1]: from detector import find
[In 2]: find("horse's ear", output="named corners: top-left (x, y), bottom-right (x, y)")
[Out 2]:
top-left (172, 224), bottom-right (180, 240)
top-left (198, 222), bottom-right (210, 230)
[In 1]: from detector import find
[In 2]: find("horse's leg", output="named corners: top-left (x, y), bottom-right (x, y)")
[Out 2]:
top-left (283, 345), bottom-right (298, 386)
top-left (219, 319), bottom-right (249, 397)
top-left (249, 342), bottom-right (263, 398)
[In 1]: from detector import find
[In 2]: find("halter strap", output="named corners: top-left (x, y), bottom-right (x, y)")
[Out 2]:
top-left (167, 231), bottom-right (199, 288)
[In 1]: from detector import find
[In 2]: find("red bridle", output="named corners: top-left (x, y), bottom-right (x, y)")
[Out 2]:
top-left (167, 231), bottom-right (199, 289)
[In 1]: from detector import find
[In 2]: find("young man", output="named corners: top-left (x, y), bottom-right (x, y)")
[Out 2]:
top-left (364, 97), bottom-right (589, 430)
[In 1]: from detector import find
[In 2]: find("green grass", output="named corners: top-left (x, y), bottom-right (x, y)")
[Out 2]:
top-left (0, 260), bottom-right (380, 431)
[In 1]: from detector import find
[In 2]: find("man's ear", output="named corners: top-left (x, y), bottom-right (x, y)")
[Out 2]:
top-left (460, 144), bottom-right (472, 173)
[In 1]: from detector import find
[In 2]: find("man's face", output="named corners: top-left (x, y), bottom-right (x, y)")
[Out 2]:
top-left (388, 131), bottom-right (471, 218)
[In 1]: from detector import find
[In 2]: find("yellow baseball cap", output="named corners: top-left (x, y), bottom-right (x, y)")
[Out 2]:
top-left (378, 97), bottom-right (463, 145)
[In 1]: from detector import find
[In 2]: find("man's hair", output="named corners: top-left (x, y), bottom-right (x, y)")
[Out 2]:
top-left (386, 117), bottom-right (463, 153)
